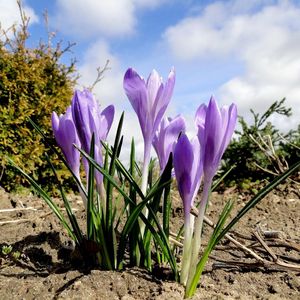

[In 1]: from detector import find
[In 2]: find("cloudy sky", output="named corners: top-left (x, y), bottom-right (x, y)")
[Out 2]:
top-left (1, 0), bottom-right (299, 159)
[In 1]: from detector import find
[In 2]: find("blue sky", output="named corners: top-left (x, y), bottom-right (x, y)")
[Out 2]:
top-left (1, 0), bottom-right (300, 158)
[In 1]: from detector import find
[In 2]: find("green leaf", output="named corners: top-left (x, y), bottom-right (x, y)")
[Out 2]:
top-left (216, 159), bottom-right (300, 244)
top-left (87, 134), bottom-right (96, 240)
top-left (46, 153), bottom-right (83, 244)
top-left (76, 145), bottom-right (178, 278)
top-left (106, 112), bottom-right (124, 231)
top-left (7, 157), bottom-right (74, 239)
top-left (186, 199), bottom-right (234, 298)
top-left (28, 118), bottom-right (87, 198)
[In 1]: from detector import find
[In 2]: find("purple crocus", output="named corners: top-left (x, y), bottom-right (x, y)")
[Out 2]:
top-left (51, 106), bottom-right (81, 180)
top-left (173, 133), bottom-right (203, 285)
top-left (195, 96), bottom-right (237, 182)
top-left (185, 97), bottom-right (237, 287)
top-left (71, 89), bottom-right (115, 189)
top-left (153, 115), bottom-right (186, 172)
top-left (123, 68), bottom-right (175, 194)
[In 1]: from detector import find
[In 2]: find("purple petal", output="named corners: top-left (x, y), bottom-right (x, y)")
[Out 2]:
top-left (124, 67), bottom-right (175, 159)
top-left (202, 97), bottom-right (223, 174)
top-left (161, 67), bottom-right (176, 105)
top-left (174, 134), bottom-right (193, 207)
top-left (153, 115), bottom-right (185, 171)
top-left (123, 68), bottom-right (147, 116)
top-left (163, 116), bottom-right (185, 160)
top-left (152, 69), bottom-right (175, 132)
top-left (146, 69), bottom-right (162, 108)
top-left (174, 134), bottom-right (201, 219)
top-left (71, 90), bottom-right (92, 152)
top-left (190, 137), bottom-right (202, 201)
top-left (123, 68), bottom-right (148, 139)
top-left (70, 89), bottom-right (115, 186)
top-left (51, 107), bottom-right (81, 179)
top-left (100, 105), bottom-right (115, 140)
top-left (197, 96), bottom-right (237, 180)
top-left (217, 103), bottom-right (237, 162)
top-left (51, 112), bottom-right (59, 133)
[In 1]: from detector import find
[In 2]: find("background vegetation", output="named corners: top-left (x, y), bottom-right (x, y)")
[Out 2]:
top-left (219, 98), bottom-right (300, 191)
top-left (0, 4), bottom-right (299, 193)
top-left (0, 5), bottom-right (77, 191)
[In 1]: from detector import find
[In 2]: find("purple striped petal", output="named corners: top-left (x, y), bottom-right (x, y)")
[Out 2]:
top-left (123, 67), bottom-right (175, 147)
top-left (196, 96), bottom-right (237, 180)
top-left (71, 89), bottom-right (115, 186)
top-left (51, 106), bottom-right (81, 179)
top-left (153, 115), bottom-right (186, 171)
top-left (174, 134), bottom-right (202, 221)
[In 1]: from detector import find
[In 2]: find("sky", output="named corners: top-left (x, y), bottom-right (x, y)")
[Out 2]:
top-left (1, 0), bottom-right (300, 160)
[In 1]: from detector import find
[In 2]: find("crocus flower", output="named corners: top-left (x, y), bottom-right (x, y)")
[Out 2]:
top-left (153, 115), bottom-right (186, 172)
top-left (186, 97), bottom-right (237, 289)
top-left (195, 96), bottom-right (237, 182)
top-left (51, 106), bottom-right (81, 180)
top-left (173, 133), bottom-right (203, 285)
top-left (71, 89), bottom-right (114, 190)
top-left (123, 68), bottom-right (175, 194)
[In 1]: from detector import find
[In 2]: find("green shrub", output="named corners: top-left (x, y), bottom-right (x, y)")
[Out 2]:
top-left (220, 98), bottom-right (299, 189)
top-left (0, 6), bottom-right (77, 191)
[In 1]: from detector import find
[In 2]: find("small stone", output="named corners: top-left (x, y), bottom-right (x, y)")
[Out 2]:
top-left (121, 296), bottom-right (135, 300)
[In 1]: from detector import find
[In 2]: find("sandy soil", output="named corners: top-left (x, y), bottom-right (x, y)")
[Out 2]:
top-left (0, 182), bottom-right (299, 300)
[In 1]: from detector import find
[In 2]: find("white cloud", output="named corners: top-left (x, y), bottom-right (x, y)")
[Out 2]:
top-left (53, 0), bottom-right (135, 38)
top-left (0, 0), bottom-right (38, 33)
top-left (52, 0), bottom-right (172, 39)
top-left (77, 39), bottom-right (144, 162)
top-left (163, 0), bottom-right (300, 130)
top-left (78, 40), bottom-right (124, 107)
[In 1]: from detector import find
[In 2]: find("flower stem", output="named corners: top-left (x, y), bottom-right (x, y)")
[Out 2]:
top-left (186, 177), bottom-right (212, 288)
top-left (180, 215), bottom-right (195, 286)
top-left (139, 140), bottom-right (151, 236)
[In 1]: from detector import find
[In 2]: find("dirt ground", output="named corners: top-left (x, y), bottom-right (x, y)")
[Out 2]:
top-left (0, 181), bottom-right (299, 300)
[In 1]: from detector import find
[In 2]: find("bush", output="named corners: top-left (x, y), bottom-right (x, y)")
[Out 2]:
top-left (220, 98), bottom-right (299, 189)
top-left (0, 5), bottom-right (77, 191)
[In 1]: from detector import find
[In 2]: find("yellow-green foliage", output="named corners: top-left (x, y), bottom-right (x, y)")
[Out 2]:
top-left (0, 12), bottom-right (77, 191)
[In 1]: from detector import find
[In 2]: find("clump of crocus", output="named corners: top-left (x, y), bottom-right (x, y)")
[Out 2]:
top-left (123, 68), bottom-right (175, 195)
top-left (153, 115), bottom-right (186, 172)
top-left (173, 133), bottom-right (203, 285)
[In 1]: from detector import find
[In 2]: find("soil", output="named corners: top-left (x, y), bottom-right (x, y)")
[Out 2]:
top-left (0, 182), bottom-right (299, 300)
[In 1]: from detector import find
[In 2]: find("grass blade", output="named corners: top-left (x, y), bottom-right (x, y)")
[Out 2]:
top-left (186, 199), bottom-right (234, 297)
top-left (216, 159), bottom-right (300, 244)
top-left (7, 157), bottom-right (74, 239)
top-left (46, 154), bottom-right (83, 244)
top-left (87, 134), bottom-right (96, 239)
top-left (28, 118), bottom-right (87, 199)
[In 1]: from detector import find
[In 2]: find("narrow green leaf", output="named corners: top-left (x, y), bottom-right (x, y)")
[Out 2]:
top-left (211, 165), bottom-right (235, 192)
top-left (186, 199), bottom-right (234, 297)
top-left (101, 142), bottom-right (144, 199)
top-left (46, 154), bottom-right (83, 244)
top-left (91, 210), bottom-right (113, 269)
top-left (216, 159), bottom-right (300, 244)
top-left (7, 157), bottom-right (74, 239)
top-left (106, 112), bottom-right (124, 232)
top-left (76, 145), bottom-right (178, 278)
top-left (28, 118), bottom-right (87, 199)
top-left (87, 134), bottom-right (96, 239)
